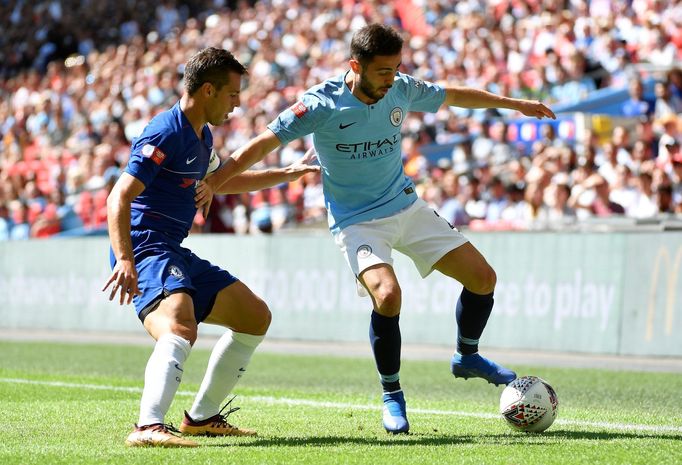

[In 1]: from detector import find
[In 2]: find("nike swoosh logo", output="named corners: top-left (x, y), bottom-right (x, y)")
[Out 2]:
top-left (174, 363), bottom-right (184, 372)
top-left (186, 156), bottom-right (197, 164)
top-left (339, 122), bottom-right (356, 129)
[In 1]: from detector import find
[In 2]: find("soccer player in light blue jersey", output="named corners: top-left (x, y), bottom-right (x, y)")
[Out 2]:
top-left (103, 47), bottom-right (318, 447)
top-left (199, 24), bottom-right (556, 435)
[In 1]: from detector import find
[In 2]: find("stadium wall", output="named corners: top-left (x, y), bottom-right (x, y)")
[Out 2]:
top-left (1, 232), bottom-right (680, 357)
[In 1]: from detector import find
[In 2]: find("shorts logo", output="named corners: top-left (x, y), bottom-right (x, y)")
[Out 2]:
top-left (390, 107), bottom-right (403, 127)
top-left (357, 245), bottom-right (372, 259)
top-left (291, 101), bottom-right (308, 118)
top-left (168, 265), bottom-right (184, 279)
top-left (141, 144), bottom-right (166, 165)
top-left (434, 210), bottom-right (455, 229)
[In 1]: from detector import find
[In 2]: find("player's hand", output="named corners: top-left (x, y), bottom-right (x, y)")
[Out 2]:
top-left (195, 180), bottom-right (214, 217)
top-left (102, 259), bottom-right (141, 305)
top-left (516, 100), bottom-right (556, 120)
top-left (299, 146), bottom-right (320, 166)
top-left (284, 147), bottom-right (321, 181)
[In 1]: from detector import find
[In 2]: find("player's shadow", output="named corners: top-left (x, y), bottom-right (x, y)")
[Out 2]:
top-left (529, 429), bottom-right (682, 442)
top-left (205, 429), bottom-right (682, 448)
top-left (209, 435), bottom-right (475, 448)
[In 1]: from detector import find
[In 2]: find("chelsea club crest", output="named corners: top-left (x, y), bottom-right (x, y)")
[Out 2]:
top-left (168, 265), bottom-right (184, 279)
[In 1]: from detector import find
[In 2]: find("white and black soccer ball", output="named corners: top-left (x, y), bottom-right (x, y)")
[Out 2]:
top-left (500, 376), bottom-right (558, 433)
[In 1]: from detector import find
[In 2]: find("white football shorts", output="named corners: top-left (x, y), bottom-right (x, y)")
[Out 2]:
top-left (333, 198), bottom-right (469, 295)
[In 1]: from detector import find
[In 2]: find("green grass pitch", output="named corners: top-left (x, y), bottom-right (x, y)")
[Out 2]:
top-left (1, 340), bottom-right (681, 465)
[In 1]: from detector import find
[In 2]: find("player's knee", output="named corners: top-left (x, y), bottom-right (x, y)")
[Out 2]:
top-left (252, 300), bottom-right (272, 335)
top-left (474, 266), bottom-right (497, 294)
top-left (170, 319), bottom-right (198, 345)
top-left (234, 297), bottom-right (271, 335)
top-left (373, 283), bottom-right (402, 317)
top-left (481, 266), bottom-right (497, 294)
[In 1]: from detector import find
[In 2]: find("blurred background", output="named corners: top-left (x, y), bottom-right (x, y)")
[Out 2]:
top-left (1, 0), bottom-right (681, 239)
top-left (0, 0), bottom-right (681, 359)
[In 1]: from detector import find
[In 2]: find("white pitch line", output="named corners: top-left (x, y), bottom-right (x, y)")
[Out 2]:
top-left (2, 377), bottom-right (681, 435)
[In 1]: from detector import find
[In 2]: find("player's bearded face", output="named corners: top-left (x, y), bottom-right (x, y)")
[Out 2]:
top-left (357, 73), bottom-right (390, 102)
top-left (357, 55), bottom-right (400, 103)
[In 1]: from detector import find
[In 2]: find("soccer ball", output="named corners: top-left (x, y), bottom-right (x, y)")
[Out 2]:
top-left (499, 376), bottom-right (558, 433)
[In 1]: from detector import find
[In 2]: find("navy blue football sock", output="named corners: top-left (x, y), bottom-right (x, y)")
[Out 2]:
top-left (369, 311), bottom-right (402, 392)
top-left (456, 288), bottom-right (494, 355)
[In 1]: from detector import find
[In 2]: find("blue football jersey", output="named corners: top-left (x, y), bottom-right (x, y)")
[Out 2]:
top-left (268, 72), bottom-right (445, 232)
top-left (125, 101), bottom-right (213, 242)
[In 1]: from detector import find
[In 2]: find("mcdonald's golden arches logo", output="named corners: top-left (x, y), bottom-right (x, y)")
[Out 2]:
top-left (645, 246), bottom-right (682, 341)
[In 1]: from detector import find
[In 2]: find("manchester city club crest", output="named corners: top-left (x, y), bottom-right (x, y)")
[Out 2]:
top-left (390, 107), bottom-right (403, 127)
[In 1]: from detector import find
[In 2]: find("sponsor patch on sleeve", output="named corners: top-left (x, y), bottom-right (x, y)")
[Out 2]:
top-left (290, 101), bottom-right (308, 118)
top-left (207, 148), bottom-right (221, 173)
top-left (141, 144), bottom-right (166, 165)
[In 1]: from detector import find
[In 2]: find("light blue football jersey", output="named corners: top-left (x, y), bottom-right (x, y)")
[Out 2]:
top-left (268, 72), bottom-right (445, 232)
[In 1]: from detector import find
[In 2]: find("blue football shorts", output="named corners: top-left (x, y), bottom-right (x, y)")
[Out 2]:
top-left (109, 229), bottom-right (238, 323)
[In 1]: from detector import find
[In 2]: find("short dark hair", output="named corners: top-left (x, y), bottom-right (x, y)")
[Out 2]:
top-left (183, 47), bottom-right (247, 95)
top-left (350, 24), bottom-right (404, 65)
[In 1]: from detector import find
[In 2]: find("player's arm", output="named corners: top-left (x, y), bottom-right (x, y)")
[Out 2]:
top-left (102, 172), bottom-right (145, 305)
top-left (444, 86), bottom-right (556, 120)
top-left (194, 129), bottom-right (283, 209)
top-left (212, 148), bottom-right (319, 194)
top-left (208, 129), bottom-right (283, 192)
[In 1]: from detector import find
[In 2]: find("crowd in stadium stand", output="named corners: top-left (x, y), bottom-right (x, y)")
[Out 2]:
top-left (1, 0), bottom-right (682, 240)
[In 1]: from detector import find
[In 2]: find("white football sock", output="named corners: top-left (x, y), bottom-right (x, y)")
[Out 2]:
top-left (188, 331), bottom-right (264, 421)
top-left (137, 333), bottom-right (191, 427)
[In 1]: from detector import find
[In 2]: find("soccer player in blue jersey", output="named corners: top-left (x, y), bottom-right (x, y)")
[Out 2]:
top-left (102, 47), bottom-right (319, 447)
top-left (199, 24), bottom-right (556, 435)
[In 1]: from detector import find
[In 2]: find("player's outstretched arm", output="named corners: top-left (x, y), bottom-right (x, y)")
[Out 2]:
top-left (444, 86), bottom-right (556, 120)
top-left (208, 147), bottom-right (320, 194)
top-left (194, 129), bottom-right (283, 212)
top-left (194, 148), bottom-right (319, 215)
top-left (205, 130), bottom-right (283, 193)
top-left (102, 172), bottom-right (144, 305)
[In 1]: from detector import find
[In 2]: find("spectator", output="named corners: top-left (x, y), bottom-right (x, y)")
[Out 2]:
top-left (610, 165), bottom-right (638, 213)
top-left (483, 176), bottom-right (508, 223)
top-left (656, 114), bottom-right (681, 168)
top-left (249, 190), bottom-right (273, 235)
top-left (301, 170), bottom-right (326, 225)
top-left (628, 171), bottom-right (659, 219)
top-left (1, 0), bottom-right (681, 239)
top-left (520, 181), bottom-right (549, 228)
top-left (570, 173), bottom-right (625, 219)
top-left (670, 152), bottom-right (682, 210)
top-left (7, 200), bottom-right (30, 240)
top-left (0, 204), bottom-right (10, 240)
top-left (438, 170), bottom-right (469, 227)
top-left (546, 181), bottom-right (576, 227)
top-left (654, 81), bottom-right (681, 119)
top-left (499, 181), bottom-right (528, 225)
top-left (656, 184), bottom-right (675, 214)
top-left (622, 78), bottom-right (656, 118)
top-left (667, 68), bottom-right (682, 103)
top-left (402, 136), bottom-right (428, 181)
